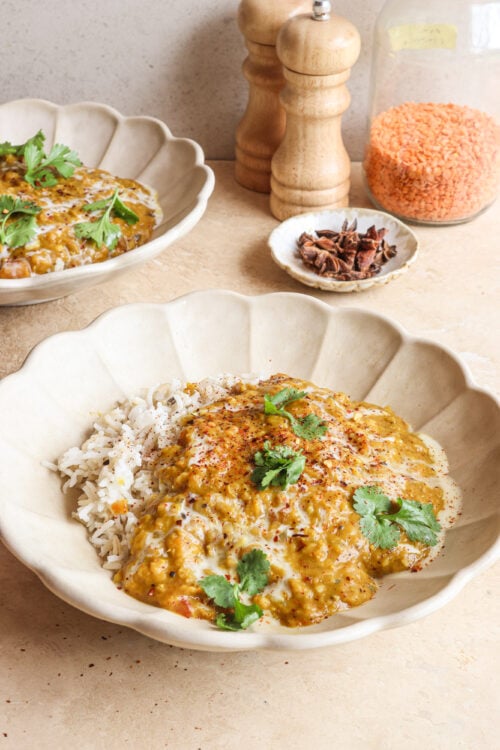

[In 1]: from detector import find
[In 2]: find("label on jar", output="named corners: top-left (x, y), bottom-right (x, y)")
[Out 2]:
top-left (388, 23), bottom-right (457, 51)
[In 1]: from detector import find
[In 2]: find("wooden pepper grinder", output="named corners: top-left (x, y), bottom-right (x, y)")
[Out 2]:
top-left (235, 0), bottom-right (310, 193)
top-left (270, 0), bottom-right (361, 219)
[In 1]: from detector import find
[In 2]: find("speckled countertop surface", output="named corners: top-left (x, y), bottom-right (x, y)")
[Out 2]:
top-left (1, 163), bottom-right (498, 749)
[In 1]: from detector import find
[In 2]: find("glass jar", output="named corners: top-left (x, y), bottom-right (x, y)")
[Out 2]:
top-left (363, 0), bottom-right (500, 224)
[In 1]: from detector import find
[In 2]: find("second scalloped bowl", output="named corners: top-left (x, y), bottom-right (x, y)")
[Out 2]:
top-left (0, 99), bottom-right (215, 306)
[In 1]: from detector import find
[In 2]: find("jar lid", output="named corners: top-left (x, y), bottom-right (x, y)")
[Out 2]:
top-left (277, 5), bottom-right (361, 75)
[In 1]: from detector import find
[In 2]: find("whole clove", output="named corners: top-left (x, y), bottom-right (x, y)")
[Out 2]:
top-left (297, 219), bottom-right (397, 281)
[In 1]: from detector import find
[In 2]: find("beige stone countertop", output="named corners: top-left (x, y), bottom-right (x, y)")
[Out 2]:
top-left (1, 163), bottom-right (498, 749)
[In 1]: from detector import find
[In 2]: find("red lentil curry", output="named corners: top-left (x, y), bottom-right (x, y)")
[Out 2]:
top-left (0, 143), bottom-right (161, 278)
top-left (116, 375), bottom-right (456, 628)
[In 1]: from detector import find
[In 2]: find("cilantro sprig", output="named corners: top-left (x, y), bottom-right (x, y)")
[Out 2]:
top-left (353, 486), bottom-right (441, 550)
top-left (199, 549), bottom-right (270, 631)
top-left (264, 388), bottom-right (327, 440)
top-left (83, 192), bottom-right (139, 225)
top-left (0, 140), bottom-right (18, 157)
top-left (0, 130), bottom-right (81, 187)
top-left (251, 441), bottom-right (305, 490)
top-left (0, 195), bottom-right (41, 248)
top-left (0, 129), bottom-right (45, 158)
top-left (24, 139), bottom-right (81, 188)
top-left (74, 189), bottom-right (139, 250)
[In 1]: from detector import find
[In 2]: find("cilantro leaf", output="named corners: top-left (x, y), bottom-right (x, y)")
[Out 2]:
top-left (0, 195), bottom-right (41, 248)
top-left (23, 138), bottom-right (81, 187)
top-left (215, 613), bottom-right (240, 630)
top-left (251, 441), bottom-right (305, 490)
top-left (215, 603), bottom-right (263, 631)
top-left (266, 387), bottom-right (306, 409)
top-left (19, 130), bottom-right (45, 155)
top-left (215, 612), bottom-right (239, 630)
top-left (353, 486), bottom-right (391, 517)
top-left (75, 189), bottom-right (139, 251)
top-left (198, 575), bottom-right (236, 608)
top-left (237, 549), bottom-right (270, 596)
top-left (0, 130), bottom-right (45, 158)
top-left (0, 196), bottom-right (41, 216)
top-left (0, 130), bottom-right (80, 188)
top-left (46, 143), bottom-right (81, 178)
top-left (290, 413), bottom-right (328, 440)
top-left (112, 194), bottom-right (140, 225)
top-left (83, 192), bottom-right (139, 225)
top-left (264, 389), bottom-right (328, 440)
top-left (3, 214), bottom-right (38, 248)
top-left (233, 598), bottom-right (264, 628)
top-left (0, 140), bottom-right (17, 157)
top-left (81, 197), bottom-right (110, 213)
top-left (387, 498), bottom-right (441, 546)
top-left (75, 191), bottom-right (120, 250)
top-left (22, 140), bottom-right (44, 181)
top-left (216, 598), bottom-right (264, 631)
top-left (236, 604), bottom-right (263, 629)
top-left (264, 391), bottom-right (302, 417)
top-left (353, 486), bottom-right (441, 550)
top-left (74, 216), bottom-right (121, 250)
top-left (198, 549), bottom-right (270, 631)
top-left (359, 513), bottom-right (401, 549)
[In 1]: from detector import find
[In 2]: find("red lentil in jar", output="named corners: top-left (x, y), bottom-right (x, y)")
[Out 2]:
top-left (363, 102), bottom-right (500, 224)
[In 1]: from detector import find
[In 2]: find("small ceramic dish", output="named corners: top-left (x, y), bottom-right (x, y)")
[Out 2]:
top-left (0, 99), bottom-right (215, 306)
top-left (0, 290), bottom-right (498, 652)
top-left (269, 207), bottom-right (419, 293)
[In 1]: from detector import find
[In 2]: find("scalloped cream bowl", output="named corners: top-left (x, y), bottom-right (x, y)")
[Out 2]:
top-left (0, 291), bottom-right (498, 651)
top-left (0, 99), bottom-right (215, 305)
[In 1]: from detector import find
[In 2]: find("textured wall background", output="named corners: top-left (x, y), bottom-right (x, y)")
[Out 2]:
top-left (1, 0), bottom-right (385, 160)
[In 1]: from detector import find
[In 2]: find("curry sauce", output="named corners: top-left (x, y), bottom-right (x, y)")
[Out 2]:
top-left (116, 375), bottom-right (456, 628)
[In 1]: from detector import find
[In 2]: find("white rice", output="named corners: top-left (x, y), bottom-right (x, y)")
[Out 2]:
top-left (57, 374), bottom-right (257, 571)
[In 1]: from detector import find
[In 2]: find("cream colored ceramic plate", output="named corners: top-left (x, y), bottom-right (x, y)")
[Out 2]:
top-left (0, 291), bottom-right (498, 651)
top-left (269, 208), bottom-right (419, 292)
top-left (0, 99), bottom-right (214, 306)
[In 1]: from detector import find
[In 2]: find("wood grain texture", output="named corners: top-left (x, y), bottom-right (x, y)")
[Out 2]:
top-left (270, 11), bottom-right (361, 218)
top-left (235, 0), bottom-right (310, 193)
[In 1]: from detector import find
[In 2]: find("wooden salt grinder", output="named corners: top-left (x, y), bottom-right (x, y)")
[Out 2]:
top-left (235, 0), bottom-right (310, 193)
top-left (270, 0), bottom-right (361, 219)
